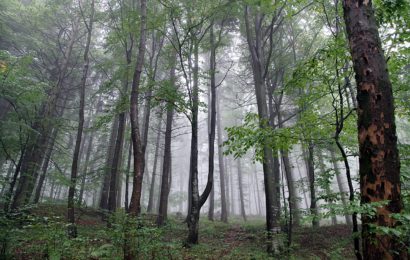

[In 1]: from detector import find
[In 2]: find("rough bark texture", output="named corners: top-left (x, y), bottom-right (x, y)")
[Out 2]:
top-left (342, 0), bottom-right (406, 258)
top-left (128, 0), bottom-right (147, 216)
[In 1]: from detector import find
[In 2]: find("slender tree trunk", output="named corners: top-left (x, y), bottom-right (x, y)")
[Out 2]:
top-left (157, 57), bottom-right (176, 226)
top-left (216, 91), bottom-right (228, 223)
top-left (305, 143), bottom-right (319, 227)
top-left (236, 159), bottom-right (247, 221)
top-left (225, 157), bottom-right (231, 216)
top-left (67, 0), bottom-right (94, 238)
top-left (128, 0), bottom-right (147, 216)
top-left (187, 42), bottom-right (201, 245)
top-left (147, 113), bottom-right (163, 213)
top-left (124, 139), bottom-right (132, 212)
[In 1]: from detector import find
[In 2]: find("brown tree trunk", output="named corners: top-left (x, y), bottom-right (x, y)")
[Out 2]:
top-left (342, 1), bottom-right (406, 259)
top-left (157, 57), bottom-right (176, 226)
top-left (128, 0), bottom-right (147, 216)
top-left (67, 0), bottom-right (94, 238)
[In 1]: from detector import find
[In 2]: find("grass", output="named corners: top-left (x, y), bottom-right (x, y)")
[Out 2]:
top-left (0, 204), bottom-right (356, 260)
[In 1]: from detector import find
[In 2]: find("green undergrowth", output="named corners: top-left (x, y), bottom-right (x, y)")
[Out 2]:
top-left (0, 204), bottom-right (355, 259)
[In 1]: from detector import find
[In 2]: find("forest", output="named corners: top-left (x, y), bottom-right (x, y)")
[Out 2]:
top-left (0, 0), bottom-right (409, 259)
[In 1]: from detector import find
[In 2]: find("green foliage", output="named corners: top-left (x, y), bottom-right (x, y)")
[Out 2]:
top-left (224, 113), bottom-right (297, 161)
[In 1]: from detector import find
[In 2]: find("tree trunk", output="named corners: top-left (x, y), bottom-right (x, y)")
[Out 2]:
top-left (187, 42), bottom-right (201, 245)
top-left (305, 143), bottom-right (319, 227)
top-left (244, 6), bottom-right (281, 253)
top-left (67, 0), bottom-right (94, 238)
top-left (147, 113), bottom-right (163, 213)
top-left (343, 1), bottom-right (406, 258)
top-left (124, 139), bottom-right (132, 212)
top-left (128, 0), bottom-right (147, 216)
top-left (157, 58), bottom-right (176, 226)
top-left (236, 159), bottom-right (247, 221)
top-left (100, 116), bottom-right (119, 210)
top-left (217, 90), bottom-right (228, 223)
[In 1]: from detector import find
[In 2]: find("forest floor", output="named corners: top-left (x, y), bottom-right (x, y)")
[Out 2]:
top-left (0, 203), bottom-right (356, 260)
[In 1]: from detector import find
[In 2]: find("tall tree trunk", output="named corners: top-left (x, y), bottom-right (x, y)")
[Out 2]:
top-left (157, 57), bottom-right (176, 226)
top-left (108, 47), bottom-right (133, 213)
top-left (207, 23), bottom-right (217, 222)
top-left (128, 0), bottom-right (147, 216)
top-left (124, 139), bottom-right (132, 212)
top-left (305, 143), bottom-right (319, 227)
top-left (67, 0), bottom-right (94, 238)
top-left (99, 116), bottom-right (118, 210)
top-left (244, 6), bottom-right (281, 253)
top-left (342, 1), bottom-right (406, 258)
top-left (217, 91), bottom-right (228, 223)
top-left (236, 159), bottom-right (247, 221)
top-left (225, 157), bottom-right (231, 216)
top-left (147, 113), bottom-right (163, 213)
top-left (187, 42), bottom-right (201, 245)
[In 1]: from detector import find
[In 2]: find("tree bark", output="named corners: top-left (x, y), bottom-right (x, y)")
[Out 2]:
top-left (128, 0), bottom-right (147, 216)
top-left (342, 0), bottom-right (406, 258)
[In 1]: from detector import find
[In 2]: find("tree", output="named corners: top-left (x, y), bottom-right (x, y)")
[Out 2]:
top-left (342, 0), bottom-right (407, 258)
top-left (128, 0), bottom-right (147, 216)
top-left (67, 0), bottom-right (95, 238)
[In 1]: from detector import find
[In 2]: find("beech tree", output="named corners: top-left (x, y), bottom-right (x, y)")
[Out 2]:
top-left (343, 0), bottom-right (407, 258)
